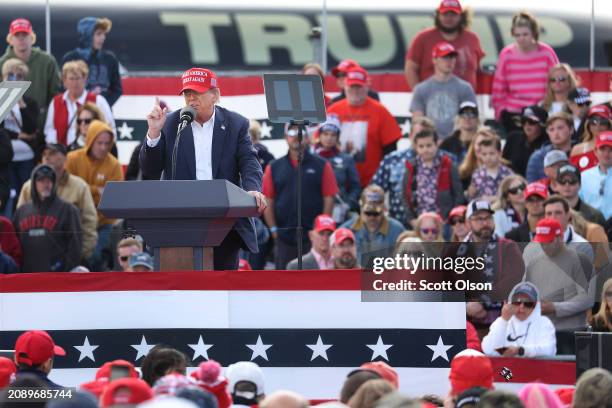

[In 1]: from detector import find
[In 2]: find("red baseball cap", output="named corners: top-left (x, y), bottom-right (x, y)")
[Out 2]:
top-left (533, 218), bottom-right (562, 243)
top-left (313, 214), bottom-right (336, 233)
top-left (331, 228), bottom-right (355, 246)
top-left (9, 18), bottom-right (33, 36)
top-left (179, 68), bottom-right (218, 95)
top-left (344, 67), bottom-right (369, 87)
top-left (447, 205), bottom-right (467, 223)
top-left (524, 182), bottom-right (548, 200)
top-left (449, 350), bottom-right (493, 395)
top-left (432, 41), bottom-right (458, 58)
top-left (101, 378), bottom-right (153, 407)
top-left (359, 362), bottom-right (399, 388)
top-left (14, 330), bottom-right (66, 366)
top-left (438, 0), bottom-right (462, 14)
top-left (596, 130), bottom-right (612, 149)
top-left (331, 59), bottom-right (359, 77)
top-left (0, 357), bottom-right (16, 388)
top-left (587, 104), bottom-right (611, 120)
top-left (96, 360), bottom-right (139, 381)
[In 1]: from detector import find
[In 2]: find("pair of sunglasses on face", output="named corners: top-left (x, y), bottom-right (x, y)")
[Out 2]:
top-left (507, 184), bottom-right (526, 195)
top-left (449, 217), bottom-right (465, 226)
top-left (512, 300), bottom-right (535, 308)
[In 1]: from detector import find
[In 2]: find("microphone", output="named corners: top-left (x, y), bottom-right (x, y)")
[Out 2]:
top-left (172, 106), bottom-right (197, 180)
top-left (178, 106), bottom-right (196, 131)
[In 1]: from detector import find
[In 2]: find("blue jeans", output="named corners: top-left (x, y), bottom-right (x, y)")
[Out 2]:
top-left (89, 224), bottom-right (113, 271)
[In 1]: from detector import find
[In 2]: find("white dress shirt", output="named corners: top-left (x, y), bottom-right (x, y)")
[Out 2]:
top-left (146, 110), bottom-right (215, 180)
top-left (44, 90), bottom-right (116, 145)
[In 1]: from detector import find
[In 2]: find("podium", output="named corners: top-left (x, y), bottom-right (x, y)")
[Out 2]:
top-left (575, 331), bottom-right (612, 378)
top-left (98, 180), bottom-right (259, 270)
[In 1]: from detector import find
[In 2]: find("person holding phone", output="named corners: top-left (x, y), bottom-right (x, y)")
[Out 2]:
top-left (481, 281), bottom-right (556, 357)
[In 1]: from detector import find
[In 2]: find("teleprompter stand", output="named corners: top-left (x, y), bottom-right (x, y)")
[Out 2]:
top-left (263, 74), bottom-right (327, 270)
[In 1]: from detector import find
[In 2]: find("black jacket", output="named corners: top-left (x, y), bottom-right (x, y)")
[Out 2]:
top-left (505, 221), bottom-right (532, 243)
top-left (502, 129), bottom-right (547, 176)
top-left (0, 131), bottom-right (13, 212)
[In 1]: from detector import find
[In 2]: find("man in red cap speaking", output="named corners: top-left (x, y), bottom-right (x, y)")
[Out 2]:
top-left (13, 330), bottom-right (66, 388)
top-left (140, 68), bottom-right (266, 270)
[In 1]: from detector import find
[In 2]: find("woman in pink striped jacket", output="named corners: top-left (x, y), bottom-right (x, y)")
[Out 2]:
top-left (491, 11), bottom-right (559, 134)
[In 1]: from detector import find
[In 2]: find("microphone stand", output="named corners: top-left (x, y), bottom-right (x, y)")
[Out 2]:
top-left (290, 120), bottom-right (309, 270)
top-left (172, 121), bottom-right (189, 180)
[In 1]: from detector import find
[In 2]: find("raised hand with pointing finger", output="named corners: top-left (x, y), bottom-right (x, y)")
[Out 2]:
top-left (146, 96), bottom-right (168, 139)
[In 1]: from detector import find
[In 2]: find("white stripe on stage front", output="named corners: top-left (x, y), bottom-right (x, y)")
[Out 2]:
top-left (1, 291), bottom-right (465, 330)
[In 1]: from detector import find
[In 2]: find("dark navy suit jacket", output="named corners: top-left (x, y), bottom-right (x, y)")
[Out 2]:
top-left (139, 106), bottom-right (263, 252)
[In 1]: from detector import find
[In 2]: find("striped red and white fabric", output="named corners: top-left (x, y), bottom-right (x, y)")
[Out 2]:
top-left (0, 271), bottom-right (575, 397)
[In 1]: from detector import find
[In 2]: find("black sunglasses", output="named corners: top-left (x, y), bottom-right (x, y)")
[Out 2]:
top-left (119, 256), bottom-right (130, 262)
top-left (449, 217), bottom-right (465, 226)
top-left (364, 211), bottom-right (382, 217)
top-left (549, 76), bottom-right (567, 83)
top-left (558, 178), bottom-right (579, 186)
top-left (589, 118), bottom-right (610, 127)
top-left (507, 184), bottom-right (526, 195)
top-left (512, 301), bottom-right (535, 308)
top-left (460, 111), bottom-right (478, 119)
top-left (77, 118), bottom-right (93, 125)
top-left (522, 118), bottom-right (540, 126)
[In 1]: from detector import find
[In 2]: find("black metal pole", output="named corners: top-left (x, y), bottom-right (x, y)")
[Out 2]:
top-left (296, 122), bottom-right (304, 270)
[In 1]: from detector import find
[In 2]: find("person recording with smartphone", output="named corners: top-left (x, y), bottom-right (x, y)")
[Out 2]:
top-left (481, 281), bottom-right (557, 357)
top-left (139, 68), bottom-right (266, 270)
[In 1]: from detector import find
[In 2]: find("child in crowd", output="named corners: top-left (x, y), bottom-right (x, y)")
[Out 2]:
top-left (403, 129), bottom-right (464, 228)
top-left (469, 137), bottom-right (514, 203)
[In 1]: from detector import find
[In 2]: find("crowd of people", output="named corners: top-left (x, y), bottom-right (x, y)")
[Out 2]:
top-left (1, 0), bottom-right (612, 405)
top-left (1, 330), bottom-right (612, 408)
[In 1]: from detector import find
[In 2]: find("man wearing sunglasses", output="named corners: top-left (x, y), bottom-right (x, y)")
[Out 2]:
top-left (116, 236), bottom-right (143, 272)
top-left (555, 164), bottom-right (605, 226)
top-left (329, 59), bottom-right (380, 105)
top-left (580, 131), bottom-right (612, 220)
top-left (522, 217), bottom-right (592, 332)
top-left (482, 281), bottom-right (556, 357)
top-left (460, 200), bottom-right (524, 326)
top-left (340, 185), bottom-right (405, 266)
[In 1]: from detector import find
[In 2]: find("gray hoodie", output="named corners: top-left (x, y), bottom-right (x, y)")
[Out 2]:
top-left (12, 164), bottom-right (82, 272)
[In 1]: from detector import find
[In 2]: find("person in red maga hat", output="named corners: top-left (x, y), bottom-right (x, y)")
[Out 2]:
top-left (140, 68), bottom-right (266, 270)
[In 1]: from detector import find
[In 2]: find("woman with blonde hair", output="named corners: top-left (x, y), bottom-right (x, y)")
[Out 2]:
top-left (589, 278), bottom-right (612, 332)
top-left (393, 232), bottom-right (424, 258)
top-left (414, 212), bottom-right (445, 243)
top-left (492, 175), bottom-right (527, 237)
top-left (541, 63), bottom-right (579, 115)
